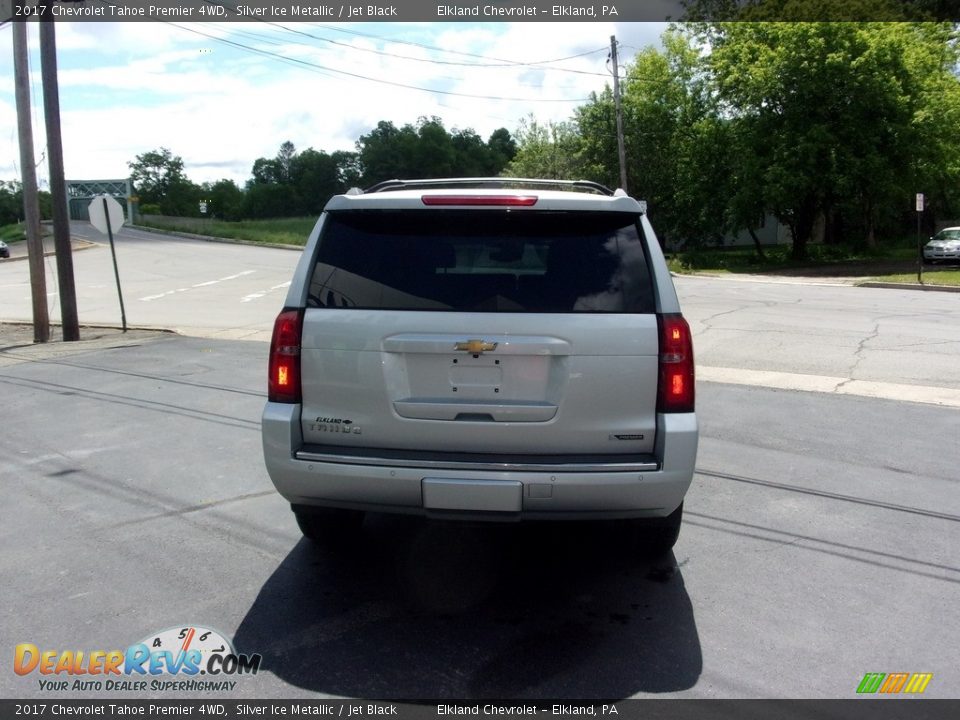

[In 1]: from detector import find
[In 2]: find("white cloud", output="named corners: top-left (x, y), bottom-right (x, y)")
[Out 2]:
top-left (0, 21), bottom-right (667, 187)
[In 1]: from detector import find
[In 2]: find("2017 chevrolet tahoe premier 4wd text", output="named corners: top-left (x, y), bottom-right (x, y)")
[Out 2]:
top-left (262, 178), bottom-right (698, 555)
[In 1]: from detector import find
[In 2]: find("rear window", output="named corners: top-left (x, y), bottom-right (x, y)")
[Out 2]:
top-left (308, 210), bottom-right (656, 313)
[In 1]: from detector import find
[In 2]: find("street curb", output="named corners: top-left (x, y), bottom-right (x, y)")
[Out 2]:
top-left (128, 223), bottom-right (304, 251)
top-left (0, 319), bottom-right (179, 336)
top-left (1, 238), bottom-right (98, 263)
top-left (856, 281), bottom-right (960, 293)
top-left (673, 271), bottom-right (960, 293)
top-left (0, 322), bottom-right (179, 362)
top-left (671, 271), bottom-right (857, 287)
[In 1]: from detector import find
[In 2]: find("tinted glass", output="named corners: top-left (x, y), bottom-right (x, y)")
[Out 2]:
top-left (308, 210), bottom-right (655, 313)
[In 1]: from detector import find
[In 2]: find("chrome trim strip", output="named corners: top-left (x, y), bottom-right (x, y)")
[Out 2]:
top-left (294, 450), bottom-right (658, 473)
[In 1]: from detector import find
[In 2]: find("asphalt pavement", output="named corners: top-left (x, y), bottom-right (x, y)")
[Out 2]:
top-left (3, 223), bottom-right (960, 408)
top-left (2, 226), bottom-right (959, 701)
top-left (0, 331), bottom-right (957, 699)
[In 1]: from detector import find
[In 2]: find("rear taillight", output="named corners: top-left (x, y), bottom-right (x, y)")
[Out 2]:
top-left (657, 314), bottom-right (695, 413)
top-left (268, 308), bottom-right (304, 403)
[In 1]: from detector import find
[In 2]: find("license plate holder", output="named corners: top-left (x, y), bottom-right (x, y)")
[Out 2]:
top-left (422, 478), bottom-right (522, 512)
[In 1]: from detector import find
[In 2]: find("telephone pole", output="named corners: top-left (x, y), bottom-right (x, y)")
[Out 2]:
top-left (40, 0), bottom-right (81, 341)
top-left (610, 35), bottom-right (628, 193)
top-left (13, 20), bottom-right (50, 343)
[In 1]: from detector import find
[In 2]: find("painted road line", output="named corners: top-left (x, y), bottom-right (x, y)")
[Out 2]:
top-left (699, 365), bottom-right (960, 409)
top-left (240, 281), bottom-right (291, 303)
top-left (139, 270), bottom-right (256, 302)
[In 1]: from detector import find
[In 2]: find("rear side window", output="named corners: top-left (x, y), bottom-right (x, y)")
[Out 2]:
top-left (308, 210), bottom-right (655, 313)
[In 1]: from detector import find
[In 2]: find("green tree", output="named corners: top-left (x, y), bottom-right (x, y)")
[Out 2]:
top-left (576, 31), bottom-right (727, 247)
top-left (245, 142), bottom-right (360, 217)
top-left (703, 21), bottom-right (960, 257)
top-left (0, 181), bottom-right (50, 225)
top-left (487, 128), bottom-right (518, 169)
top-left (201, 179), bottom-right (244, 221)
top-left (900, 23), bottom-right (960, 224)
top-left (250, 141), bottom-right (297, 186)
top-left (242, 183), bottom-right (301, 219)
top-left (572, 88), bottom-right (618, 189)
top-left (0, 181), bottom-right (23, 225)
top-left (412, 118), bottom-right (457, 177)
top-left (165, 179), bottom-right (203, 217)
top-left (355, 118), bottom-right (513, 186)
top-left (503, 116), bottom-right (584, 180)
top-left (332, 150), bottom-right (361, 189)
top-left (356, 117), bottom-right (452, 185)
top-left (681, 0), bottom-right (951, 21)
top-left (290, 148), bottom-right (343, 215)
top-left (128, 148), bottom-right (187, 206)
top-left (356, 120), bottom-right (417, 185)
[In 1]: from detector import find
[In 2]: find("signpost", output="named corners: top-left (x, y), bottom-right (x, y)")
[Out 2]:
top-left (915, 193), bottom-right (924, 285)
top-left (88, 194), bottom-right (127, 332)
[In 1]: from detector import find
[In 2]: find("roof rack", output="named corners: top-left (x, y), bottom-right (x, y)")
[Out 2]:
top-left (362, 177), bottom-right (616, 196)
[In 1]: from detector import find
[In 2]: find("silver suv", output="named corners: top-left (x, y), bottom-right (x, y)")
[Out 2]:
top-left (262, 178), bottom-right (697, 555)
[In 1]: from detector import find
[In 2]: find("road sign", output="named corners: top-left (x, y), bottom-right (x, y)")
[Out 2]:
top-left (916, 194), bottom-right (924, 285)
top-left (88, 194), bottom-right (125, 235)
top-left (87, 194), bottom-right (127, 331)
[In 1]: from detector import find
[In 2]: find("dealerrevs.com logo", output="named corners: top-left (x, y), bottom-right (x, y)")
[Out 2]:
top-left (14, 626), bottom-right (262, 692)
top-left (856, 672), bottom-right (933, 695)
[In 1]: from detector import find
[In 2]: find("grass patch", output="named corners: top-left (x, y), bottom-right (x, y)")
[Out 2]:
top-left (668, 239), bottom-right (919, 274)
top-left (1, 223), bottom-right (26, 243)
top-left (865, 269), bottom-right (960, 287)
top-left (137, 216), bottom-right (316, 246)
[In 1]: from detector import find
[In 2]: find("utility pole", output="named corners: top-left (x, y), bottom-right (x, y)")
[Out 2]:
top-left (40, 0), bottom-right (80, 341)
top-left (610, 35), bottom-right (628, 193)
top-left (13, 20), bottom-right (50, 344)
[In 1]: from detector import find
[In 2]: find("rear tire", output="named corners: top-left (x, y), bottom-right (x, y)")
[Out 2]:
top-left (293, 506), bottom-right (364, 548)
top-left (633, 503), bottom-right (683, 559)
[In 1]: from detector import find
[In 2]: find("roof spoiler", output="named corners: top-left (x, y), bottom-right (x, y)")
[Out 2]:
top-left (361, 177), bottom-right (619, 197)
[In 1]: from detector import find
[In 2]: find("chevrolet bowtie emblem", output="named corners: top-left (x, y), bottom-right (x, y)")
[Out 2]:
top-left (455, 339), bottom-right (498, 354)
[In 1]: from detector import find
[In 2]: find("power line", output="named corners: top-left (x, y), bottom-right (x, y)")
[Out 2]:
top-left (270, 22), bottom-right (612, 76)
top-left (204, 23), bottom-right (601, 94)
top-left (73, 0), bottom-right (617, 102)
top-left (194, 1), bottom-right (613, 77)
top-left (168, 22), bottom-right (594, 103)
top-left (312, 21), bottom-right (606, 67)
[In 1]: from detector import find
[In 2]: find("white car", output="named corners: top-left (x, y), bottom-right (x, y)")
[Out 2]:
top-left (261, 178), bottom-right (698, 556)
top-left (923, 227), bottom-right (960, 264)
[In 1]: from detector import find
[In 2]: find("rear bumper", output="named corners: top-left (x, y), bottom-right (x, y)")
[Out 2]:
top-left (262, 403), bottom-right (697, 520)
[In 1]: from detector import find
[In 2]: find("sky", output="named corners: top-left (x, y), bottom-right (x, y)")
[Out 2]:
top-left (0, 20), bottom-right (668, 189)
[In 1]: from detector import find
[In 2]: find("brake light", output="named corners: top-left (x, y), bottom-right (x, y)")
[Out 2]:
top-left (420, 195), bottom-right (538, 206)
top-left (268, 308), bottom-right (304, 403)
top-left (657, 314), bottom-right (695, 413)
